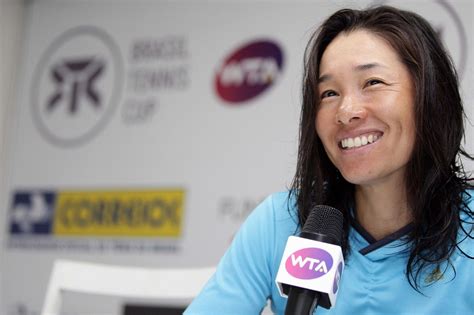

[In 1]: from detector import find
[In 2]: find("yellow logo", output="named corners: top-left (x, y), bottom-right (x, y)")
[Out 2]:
top-left (53, 189), bottom-right (184, 237)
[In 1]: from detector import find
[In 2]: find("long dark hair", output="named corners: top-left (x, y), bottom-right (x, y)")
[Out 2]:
top-left (290, 5), bottom-right (474, 290)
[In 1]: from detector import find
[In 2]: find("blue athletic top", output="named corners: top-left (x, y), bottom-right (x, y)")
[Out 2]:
top-left (185, 191), bottom-right (474, 314)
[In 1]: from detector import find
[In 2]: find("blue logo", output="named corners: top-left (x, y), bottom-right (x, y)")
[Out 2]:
top-left (9, 191), bottom-right (56, 235)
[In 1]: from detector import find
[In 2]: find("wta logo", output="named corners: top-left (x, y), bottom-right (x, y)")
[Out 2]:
top-left (215, 39), bottom-right (284, 104)
top-left (333, 262), bottom-right (343, 294)
top-left (285, 248), bottom-right (334, 280)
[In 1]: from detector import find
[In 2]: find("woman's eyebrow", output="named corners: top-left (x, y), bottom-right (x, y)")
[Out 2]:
top-left (354, 62), bottom-right (387, 72)
top-left (318, 62), bottom-right (387, 84)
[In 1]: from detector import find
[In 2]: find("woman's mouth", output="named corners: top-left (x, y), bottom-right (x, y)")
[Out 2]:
top-left (340, 132), bottom-right (383, 150)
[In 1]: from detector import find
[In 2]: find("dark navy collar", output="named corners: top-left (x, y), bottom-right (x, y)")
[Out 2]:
top-left (350, 216), bottom-right (413, 255)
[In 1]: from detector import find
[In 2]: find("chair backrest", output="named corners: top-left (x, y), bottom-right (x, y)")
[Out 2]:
top-left (41, 259), bottom-right (215, 315)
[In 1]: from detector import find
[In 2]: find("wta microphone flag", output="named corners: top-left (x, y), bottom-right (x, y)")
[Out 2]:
top-left (275, 236), bottom-right (344, 308)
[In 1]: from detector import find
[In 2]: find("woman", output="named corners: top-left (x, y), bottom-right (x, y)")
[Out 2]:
top-left (185, 5), bottom-right (473, 314)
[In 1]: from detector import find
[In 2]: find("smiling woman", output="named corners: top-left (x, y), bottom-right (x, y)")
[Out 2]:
top-left (185, 5), bottom-right (474, 315)
top-left (316, 30), bottom-right (416, 191)
top-left (293, 3), bottom-right (474, 309)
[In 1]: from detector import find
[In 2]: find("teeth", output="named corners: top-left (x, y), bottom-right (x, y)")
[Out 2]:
top-left (354, 137), bottom-right (361, 147)
top-left (341, 133), bottom-right (381, 149)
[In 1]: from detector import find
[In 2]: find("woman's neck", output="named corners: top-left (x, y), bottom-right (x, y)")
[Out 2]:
top-left (354, 180), bottom-right (412, 241)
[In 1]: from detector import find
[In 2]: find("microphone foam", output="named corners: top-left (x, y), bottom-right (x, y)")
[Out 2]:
top-left (302, 205), bottom-right (343, 246)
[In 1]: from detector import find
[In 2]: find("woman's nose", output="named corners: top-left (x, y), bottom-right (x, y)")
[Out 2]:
top-left (335, 96), bottom-right (367, 125)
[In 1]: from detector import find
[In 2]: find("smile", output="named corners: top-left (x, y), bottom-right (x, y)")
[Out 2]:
top-left (340, 132), bottom-right (383, 149)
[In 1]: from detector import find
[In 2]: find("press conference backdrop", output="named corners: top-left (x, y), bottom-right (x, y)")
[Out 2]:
top-left (1, 0), bottom-right (473, 314)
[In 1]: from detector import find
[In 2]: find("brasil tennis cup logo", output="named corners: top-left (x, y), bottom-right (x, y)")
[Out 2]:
top-left (285, 247), bottom-right (334, 280)
top-left (215, 39), bottom-right (284, 104)
top-left (31, 26), bottom-right (123, 147)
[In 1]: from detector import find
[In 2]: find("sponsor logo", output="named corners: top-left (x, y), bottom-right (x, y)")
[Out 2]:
top-left (333, 262), bottom-right (343, 294)
top-left (48, 57), bottom-right (105, 114)
top-left (9, 189), bottom-right (184, 237)
top-left (31, 26), bottom-right (123, 147)
top-left (217, 196), bottom-right (263, 222)
top-left (216, 196), bottom-right (265, 244)
top-left (377, 0), bottom-right (468, 78)
top-left (123, 36), bottom-right (189, 124)
top-left (10, 191), bottom-right (55, 235)
top-left (215, 39), bottom-right (284, 103)
top-left (285, 247), bottom-right (333, 280)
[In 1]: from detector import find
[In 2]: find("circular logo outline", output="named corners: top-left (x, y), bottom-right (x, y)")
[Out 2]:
top-left (31, 25), bottom-right (124, 147)
top-left (375, 0), bottom-right (468, 79)
top-left (437, 0), bottom-right (468, 78)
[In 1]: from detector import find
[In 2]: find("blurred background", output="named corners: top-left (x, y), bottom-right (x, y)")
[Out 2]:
top-left (0, 0), bottom-right (472, 314)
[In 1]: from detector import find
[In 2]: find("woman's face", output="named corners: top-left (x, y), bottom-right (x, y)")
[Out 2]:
top-left (316, 29), bottom-right (416, 187)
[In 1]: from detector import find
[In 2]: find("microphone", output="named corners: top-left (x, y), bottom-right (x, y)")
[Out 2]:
top-left (276, 205), bottom-right (344, 315)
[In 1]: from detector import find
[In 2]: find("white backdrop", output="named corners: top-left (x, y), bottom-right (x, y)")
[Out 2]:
top-left (1, 1), bottom-right (473, 314)
top-left (0, 0), bottom-right (26, 312)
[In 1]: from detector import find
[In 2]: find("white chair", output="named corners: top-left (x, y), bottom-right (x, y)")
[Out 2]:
top-left (41, 259), bottom-right (216, 315)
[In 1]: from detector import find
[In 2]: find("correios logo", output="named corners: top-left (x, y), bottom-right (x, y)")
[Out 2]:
top-left (10, 191), bottom-right (55, 235)
top-left (285, 248), bottom-right (333, 280)
top-left (215, 39), bottom-right (284, 104)
top-left (31, 26), bottom-right (123, 147)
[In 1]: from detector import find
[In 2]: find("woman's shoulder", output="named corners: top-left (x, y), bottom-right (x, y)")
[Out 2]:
top-left (242, 191), bottom-right (299, 238)
top-left (255, 191), bottom-right (299, 221)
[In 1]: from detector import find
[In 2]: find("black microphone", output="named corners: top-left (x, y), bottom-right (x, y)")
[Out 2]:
top-left (276, 205), bottom-right (344, 315)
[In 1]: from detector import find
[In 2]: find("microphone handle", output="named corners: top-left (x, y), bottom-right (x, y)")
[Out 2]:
top-left (284, 286), bottom-right (321, 315)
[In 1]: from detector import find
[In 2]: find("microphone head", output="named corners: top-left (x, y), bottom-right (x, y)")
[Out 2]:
top-left (302, 205), bottom-right (344, 246)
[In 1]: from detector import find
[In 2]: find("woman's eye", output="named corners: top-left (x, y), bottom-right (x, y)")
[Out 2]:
top-left (321, 90), bottom-right (338, 99)
top-left (366, 79), bottom-right (383, 87)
